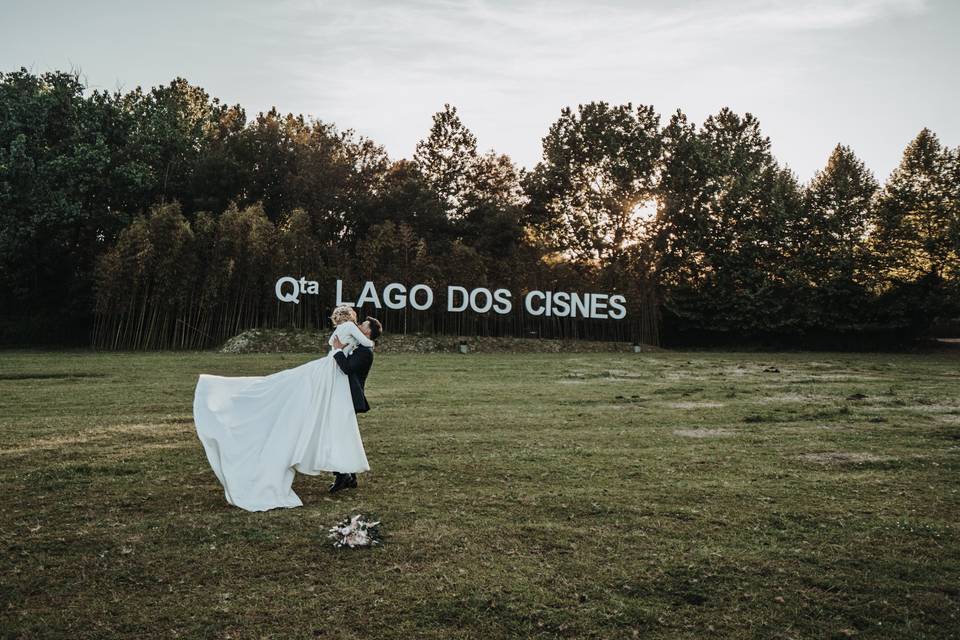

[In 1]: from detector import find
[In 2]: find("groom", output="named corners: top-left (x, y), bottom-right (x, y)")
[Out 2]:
top-left (328, 315), bottom-right (382, 493)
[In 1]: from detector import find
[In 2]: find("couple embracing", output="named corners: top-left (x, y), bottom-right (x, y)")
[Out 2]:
top-left (192, 306), bottom-right (382, 511)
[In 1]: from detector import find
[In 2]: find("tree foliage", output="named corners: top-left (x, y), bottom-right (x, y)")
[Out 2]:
top-left (526, 102), bottom-right (662, 264)
top-left (2, 68), bottom-right (958, 348)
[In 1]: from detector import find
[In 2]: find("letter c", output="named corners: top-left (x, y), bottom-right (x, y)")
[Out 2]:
top-left (525, 291), bottom-right (546, 316)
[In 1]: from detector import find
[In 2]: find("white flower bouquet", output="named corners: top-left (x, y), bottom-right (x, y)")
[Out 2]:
top-left (328, 514), bottom-right (382, 548)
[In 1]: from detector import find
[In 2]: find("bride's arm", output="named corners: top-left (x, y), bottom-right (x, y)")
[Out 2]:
top-left (340, 321), bottom-right (375, 347)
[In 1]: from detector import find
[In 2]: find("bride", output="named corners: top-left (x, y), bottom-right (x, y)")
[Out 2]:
top-left (193, 305), bottom-right (373, 512)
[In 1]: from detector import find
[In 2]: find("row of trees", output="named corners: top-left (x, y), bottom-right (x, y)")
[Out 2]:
top-left (1, 68), bottom-right (958, 348)
top-left (91, 202), bottom-right (655, 349)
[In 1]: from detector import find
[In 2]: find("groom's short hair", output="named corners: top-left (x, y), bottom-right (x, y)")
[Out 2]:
top-left (366, 316), bottom-right (382, 341)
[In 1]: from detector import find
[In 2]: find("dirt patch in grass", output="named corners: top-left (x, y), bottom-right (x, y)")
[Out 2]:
top-left (869, 403), bottom-right (960, 416)
top-left (561, 369), bottom-right (646, 382)
top-left (808, 374), bottom-right (882, 381)
top-left (755, 393), bottom-right (825, 404)
top-left (662, 374), bottom-right (712, 383)
top-left (720, 366), bottom-right (752, 377)
top-left (665, 401), bottom-right (725, 409)
top-left (0, 422), bottom-right (187, 455)
top-left (797, 451), bottom-right (895, 465)
top-left (672, 428), bottom-right (736, 438)
top-left (900, 404), bottom-right (960, 413)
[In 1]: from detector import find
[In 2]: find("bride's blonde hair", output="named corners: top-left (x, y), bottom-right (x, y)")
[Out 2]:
top-left (329, 304), bottom-right (356, 326)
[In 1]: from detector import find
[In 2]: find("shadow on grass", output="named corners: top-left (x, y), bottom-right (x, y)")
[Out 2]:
top-left (0, 372), bottom-right (109, 381)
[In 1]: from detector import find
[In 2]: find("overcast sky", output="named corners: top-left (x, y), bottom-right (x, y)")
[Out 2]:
top-left (2, 0), bottom-right (958, 182)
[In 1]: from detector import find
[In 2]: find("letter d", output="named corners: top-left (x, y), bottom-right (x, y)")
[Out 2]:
top-left (448, 286), bottom-right (469, 312)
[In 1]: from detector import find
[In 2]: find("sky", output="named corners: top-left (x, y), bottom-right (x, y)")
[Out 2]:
top-left (2, 0), bottom-right (958, 182)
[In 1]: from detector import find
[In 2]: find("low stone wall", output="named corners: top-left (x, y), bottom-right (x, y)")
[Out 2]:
top-left (220, 328), bottom-right (660, 354)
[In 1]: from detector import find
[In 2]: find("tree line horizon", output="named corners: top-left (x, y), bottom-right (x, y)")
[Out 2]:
top-left (1, 68), bottom-right (957, 349)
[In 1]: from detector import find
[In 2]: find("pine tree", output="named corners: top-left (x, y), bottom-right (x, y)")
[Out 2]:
top-left (794, 144), bottom-right (880, 331)
top-left (805, 145), bottom-right (879, 281)
top-left (869, 129), bottom-right (960, 333)
top-left (873, 129), bottom-right (959, 283)
top-left (413, 104), bottom-right (479, 219)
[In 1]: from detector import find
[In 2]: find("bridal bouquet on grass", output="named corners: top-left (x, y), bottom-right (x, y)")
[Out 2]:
top-left (328, 514), bottom-right (382, 548)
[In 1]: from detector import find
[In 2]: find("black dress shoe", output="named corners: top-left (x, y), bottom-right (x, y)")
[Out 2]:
top-left (329, 473), bottom-right (351, 493)
top-left (347, 473), bottom-right (358, 489)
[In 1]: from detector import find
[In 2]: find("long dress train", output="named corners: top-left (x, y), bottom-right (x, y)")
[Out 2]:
top-left (193, 340), bottom-right (369, 512)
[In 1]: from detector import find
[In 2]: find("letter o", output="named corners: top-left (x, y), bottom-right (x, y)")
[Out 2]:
top-left (469, 287), bottom-right (493, 313)
top-left (409, 284), bottom-right (434, 311)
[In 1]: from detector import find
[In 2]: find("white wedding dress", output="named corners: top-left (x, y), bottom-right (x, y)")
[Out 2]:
top-left (193, 322), bottom-right (373, 511)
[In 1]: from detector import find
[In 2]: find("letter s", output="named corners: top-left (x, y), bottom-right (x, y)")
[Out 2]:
top-left (492, 288), bottom-right (512, 314)
top-left (609, 295), bottom-right (627, 319)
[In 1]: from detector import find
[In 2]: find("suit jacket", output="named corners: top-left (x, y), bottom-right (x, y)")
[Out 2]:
top-left (333, 345), bottom-right (373, 413)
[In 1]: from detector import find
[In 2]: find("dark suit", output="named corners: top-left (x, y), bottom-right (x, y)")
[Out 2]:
top-left (333, 345), bottom-right (373, 413)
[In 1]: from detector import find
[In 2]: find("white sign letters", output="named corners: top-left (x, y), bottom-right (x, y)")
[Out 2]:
top-left (277, 278), bottom-right (627, 320)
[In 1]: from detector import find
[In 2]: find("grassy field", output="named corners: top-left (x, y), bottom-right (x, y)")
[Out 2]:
top-left (1, 349), bottom-right (959, 639)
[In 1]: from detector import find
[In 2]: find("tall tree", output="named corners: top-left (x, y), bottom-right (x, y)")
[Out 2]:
top-left (123, 78), bottom-right (231, 210)
top-left (803, 144), bottom-right (879, 282)
top-left (362, 159), bottom-right (450, 245)
top-left (872, 129), bottom-right (959, 283)
top-left (458, 151), bottom-right (526, 262)
top-left (792, 144), bottom-right (880, 331)
top-left (413, 104), bottom-right (479, 219)
top-left (92, 202), bottom-right (198, 349)
top-left (869, 129), bottom-right (960, 331)
top-left (413, 108), bottom-right (526, 262)
top-left (0, 69), bottom-right (136, 342)
top-left (525, 101), bottom-right (662, 265)
top-left (188, 101), bottom-right (249, 215)
top-left (652, 108), bottom-right (802, 337)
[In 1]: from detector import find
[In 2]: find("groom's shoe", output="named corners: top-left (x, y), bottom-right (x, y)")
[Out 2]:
top-left (347, 473), bottom-right (358, 489)
top-left (329, 473), bottom-right (351, 494)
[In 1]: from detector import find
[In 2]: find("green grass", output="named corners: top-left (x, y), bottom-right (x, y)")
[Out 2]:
top-left (1, 349), bottom-right (959, 639)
